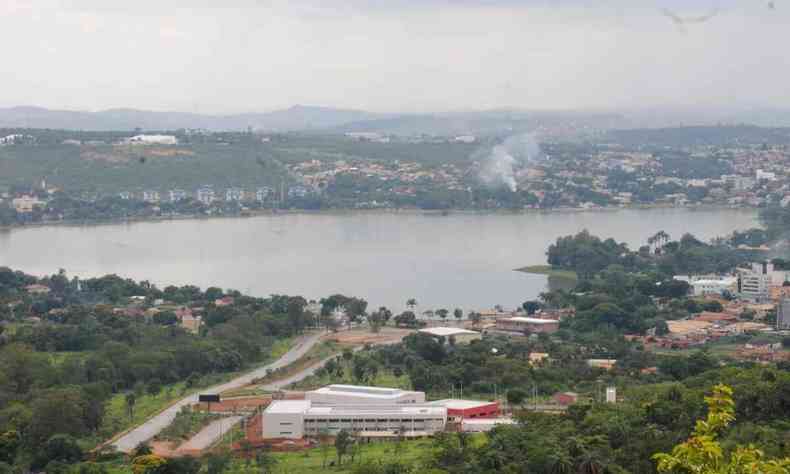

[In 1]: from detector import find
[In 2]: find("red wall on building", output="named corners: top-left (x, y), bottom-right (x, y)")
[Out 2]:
top-left (448, 401), bottom-right (499, 418)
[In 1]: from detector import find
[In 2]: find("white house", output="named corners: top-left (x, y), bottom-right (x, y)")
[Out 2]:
top-left (124, 135), bottom-right (178, 145)
top-left (418, 327), bottom-right (481, 345)
top-left (196, 187), bottom-right (215, 205)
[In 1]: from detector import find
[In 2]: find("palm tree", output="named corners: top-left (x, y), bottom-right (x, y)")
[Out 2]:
top-left (577, 456), bottom-right (605, 474)
top-left (406, 298), bottom-right (417, 310)
top-left (468, 312), bottom-right (482, 328)
top-left (548, 454), bottom-right (574, 474)
top-left (436, 308), bottom-right (449, 321)
top-left (453, 308), bottom-right (463, 321)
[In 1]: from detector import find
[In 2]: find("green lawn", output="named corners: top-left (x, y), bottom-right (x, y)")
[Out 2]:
top-left (156, 408), bottom-right (221, 442)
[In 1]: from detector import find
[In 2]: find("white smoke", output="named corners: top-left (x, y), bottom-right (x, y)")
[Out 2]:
top-left (479, 133), bottom-right (541, 192)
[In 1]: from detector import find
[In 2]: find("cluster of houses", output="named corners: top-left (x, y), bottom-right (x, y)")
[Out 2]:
top-left (118, 184), bottom-right (313, 205)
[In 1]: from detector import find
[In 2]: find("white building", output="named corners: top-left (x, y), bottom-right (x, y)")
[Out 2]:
top-left (606, 386), bottom-right (617, 403)
top-left (690, 278), bottom-right (737, 296)
top-left (225, 188), bottom-right (245, 202)
top-left (777, 298), bottom-right (790, 330)
top-left (756, 169), bottom-right (777, 181)
top-left (169, 189), bottom-right (188, 202)
top-left (11, 195), bottom-right (45, 213)
top-left (306, 384), bottom-right (424, 405)
top-left (418, 327), bottom-right (481, 345)
top-left (124, 135), bottom-right (178, 145)
top-left (454, 135), bottom-right (476, 143)
top-left (142, 190), bottom-right (160, 203)
top-left (261, 400), bottom-right (446, 439)
top-left (461, 418), bottom-right (516, 433)
top-left (739, 262), bottom-right (774, 302)
top-left (196, 187), bottom-right (215, 205)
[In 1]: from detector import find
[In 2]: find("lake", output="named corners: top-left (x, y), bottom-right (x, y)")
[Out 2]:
top-left (0, 208), bottom-right (759, 312)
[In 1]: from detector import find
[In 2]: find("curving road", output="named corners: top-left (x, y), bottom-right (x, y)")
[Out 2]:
top-left (111, 332), bottom-right (323, 453)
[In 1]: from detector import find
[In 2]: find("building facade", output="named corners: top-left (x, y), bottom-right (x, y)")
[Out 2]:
top-left (261, 400), bottom-right (446, 439)
top-left (418, 327), bottom-right (482, 344)
top-left (739, 262), bottom-right (773, 302)
top-left (495, 317), bottom-right (560, 334)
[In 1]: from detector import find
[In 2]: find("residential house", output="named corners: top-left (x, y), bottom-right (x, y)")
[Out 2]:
top-left (225, 187), bottom-right (244, 202)
top-left (142, 190), bottom-right (160, 203)
top-left (196, 187), bottom-right (215, 205)
top-left (169, 189), bottom-right (188, 202)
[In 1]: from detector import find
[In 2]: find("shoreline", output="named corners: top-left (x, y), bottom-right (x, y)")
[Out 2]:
top-left (0, 203), bottom-right (758, 232)
top-left (515, 265), bottom-right (578, 281)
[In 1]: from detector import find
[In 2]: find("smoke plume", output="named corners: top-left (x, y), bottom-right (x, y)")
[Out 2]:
top-left (479, 133), bottom-right (541, 192)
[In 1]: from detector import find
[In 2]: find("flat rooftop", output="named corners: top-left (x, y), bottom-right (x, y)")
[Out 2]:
top-left (309, 384), bottom-right (417, 399)
top-left (265, 400), bottom-right (445, 417)
top-left (501, 317), bottom-right (558, 324)
top-left (264, 400), bottom-right (312, 414)
top-left (428, 399), bottom-right (497, 409)
top-left (418, 327), bottom-right (480, 337)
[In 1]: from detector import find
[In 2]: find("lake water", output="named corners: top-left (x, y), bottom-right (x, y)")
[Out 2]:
top-left (0, 208), bottom-right (758, 312)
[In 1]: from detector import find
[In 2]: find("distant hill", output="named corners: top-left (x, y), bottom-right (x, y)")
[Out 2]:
top-left (603, 125), bottom-right (790, 148)
top-left (0, 105), bottom-right (384, 132)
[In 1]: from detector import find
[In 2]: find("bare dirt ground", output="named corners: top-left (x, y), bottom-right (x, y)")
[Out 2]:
top-left (324, 327), bottom-right (412, 345)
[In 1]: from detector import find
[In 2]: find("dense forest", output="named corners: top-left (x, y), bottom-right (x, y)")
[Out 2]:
top-left (0, 267), bottom-right (317, 472)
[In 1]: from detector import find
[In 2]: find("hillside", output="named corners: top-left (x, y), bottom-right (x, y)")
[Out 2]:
top-left (0, 105), bottom-right (383, 132)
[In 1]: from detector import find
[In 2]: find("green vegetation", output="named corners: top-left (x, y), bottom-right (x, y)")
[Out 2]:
top-left (155, 407), bottom-right (219, 443)
top-left (0, 266), bottom-right (320, 472)
top-left (515, 265), bottom-right (578, 281)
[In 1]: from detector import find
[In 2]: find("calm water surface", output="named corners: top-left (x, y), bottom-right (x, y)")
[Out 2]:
top-left (0, 208), bottom-right (758, 311)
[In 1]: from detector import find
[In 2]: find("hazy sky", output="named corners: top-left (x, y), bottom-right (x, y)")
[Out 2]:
top-left (0, 0), bottom-right (787, 114)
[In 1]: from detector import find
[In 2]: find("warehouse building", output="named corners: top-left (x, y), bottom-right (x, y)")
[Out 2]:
top-left (261, 400), bottom-right (447, 439)
top-left (418, 327), bottom-right (482, 344)
top-left (428, 399), bottom-right (499, 420)
top-left (305, 384), bottom-right (425, 405)
top-left (495, 317), bottom-right (559, 334)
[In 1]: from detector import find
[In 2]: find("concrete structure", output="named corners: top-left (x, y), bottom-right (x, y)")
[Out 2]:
top-left (428, 399), bottom-right (499, 420)
top-left (606, 386), bottom-right (617, 403)
top-left (778, 298), bottom-right (790, 330)
top-left (142, 190), bottom-right (160, 203)
top-left (418, 327), bottom-right (482, 344)
top-left (461, 418), bottom-right (515, 432)
top-left (739, 262), bottom-right (773, 302)
top-left (169, 189), bottom-right (188, 202)
top-left (12, 195), bottom-right (45, 213)
top-left (225, 188), bottom-right (244, 202)
top-left (305, 384), bottom-right (425, 405)
top-left (196, 187), bottom-right (215, 205)
top-left (495, 317), bottom-right (559, 334)
top-left (261, 400), bottom-right (446, 439)
top-left (690, 278), bottom-right (737, 297)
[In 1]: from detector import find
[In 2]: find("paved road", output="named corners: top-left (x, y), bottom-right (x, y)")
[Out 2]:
top-left (111, 332), bottom-right (323, 453)
top-left (177, 416), bottom-right (244, 452)
top-left (259, 333), bottom-right (407, 392)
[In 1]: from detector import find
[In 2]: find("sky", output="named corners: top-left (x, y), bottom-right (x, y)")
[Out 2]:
top-left (0, 0), bottom-right (787, 114)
